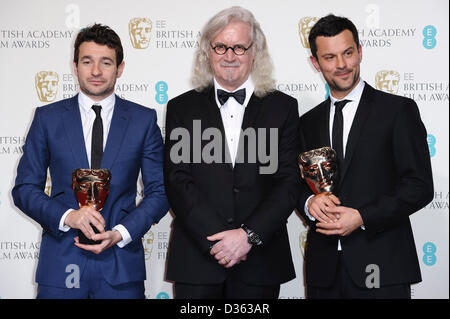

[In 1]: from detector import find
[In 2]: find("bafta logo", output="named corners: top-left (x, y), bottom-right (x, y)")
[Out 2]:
top-left (142, 230), bottom-right (154, 260)
top-left (375, 70), bottom-right (400, 94)
top-left (298, 17), bottom-right (318, 48)
top-left (44, 176), bottom-right (52, 196)
top-left (35, 71), bottom-right (59, 102)
top-left (129, 18), bottom-right (152, 49)
top-left (299, 230), bottom-right (308, 258)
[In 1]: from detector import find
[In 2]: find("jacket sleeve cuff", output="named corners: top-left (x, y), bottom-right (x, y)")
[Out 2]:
top-left (112, 224), bottom-right (132, 248)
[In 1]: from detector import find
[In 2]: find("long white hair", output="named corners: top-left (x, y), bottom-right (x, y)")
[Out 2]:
top-left (191, 6), bottom-right (275, 97)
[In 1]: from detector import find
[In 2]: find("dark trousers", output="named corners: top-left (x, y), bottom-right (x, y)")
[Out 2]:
top-left (174, 270), bottom-right (280, 299)
top-left (36, 258), bottom-right (145, 299)
top-left (307, 252), bottom-right (411, 299)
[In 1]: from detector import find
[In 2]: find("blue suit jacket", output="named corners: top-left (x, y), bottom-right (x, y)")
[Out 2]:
top-left (12, 94), bottom-right (169, 287)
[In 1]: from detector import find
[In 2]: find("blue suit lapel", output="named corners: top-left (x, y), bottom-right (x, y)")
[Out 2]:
top-left (102, 96), bottom-right (130, 170)
top-left (62, 94), bottom-right (90, 169)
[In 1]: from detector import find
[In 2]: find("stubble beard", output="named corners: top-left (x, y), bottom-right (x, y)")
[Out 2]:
top-left (329, 69), bottom-right (360, 93)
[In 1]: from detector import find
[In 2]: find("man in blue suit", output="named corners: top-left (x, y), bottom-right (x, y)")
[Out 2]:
top-left (12, 24), bottom-right (169, 298)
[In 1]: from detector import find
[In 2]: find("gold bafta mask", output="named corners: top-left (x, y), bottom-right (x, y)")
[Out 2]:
top-left (299, 147), bottom-right (339, 195)
top-left (298, 17), bottom-right (318, 48)
top-left (35, 71), bottom-right (59, 102)
top-left (299, 230), bottom-right (308, 258)
top-left (375, 70), bottom-right (400, 94)
top-left (129, 18), bottom-right (152, 49)
top-left (142, 231), bottom-right (154, 260)
top-left (44, 176), bottom-right (52, 196)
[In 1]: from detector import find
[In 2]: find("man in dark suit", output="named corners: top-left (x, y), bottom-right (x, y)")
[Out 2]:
top-left (12, 24), bottom-right (169, 298)
top-left (164, 6), bottom-right (299, 298)
top-left (297, 14), bottom-right (434, 298)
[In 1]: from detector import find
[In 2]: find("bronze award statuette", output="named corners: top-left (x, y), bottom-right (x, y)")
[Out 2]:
top-left (298, 146), bottom-right (339, 195)
top-left (72, 169), bottom-right (111, 245)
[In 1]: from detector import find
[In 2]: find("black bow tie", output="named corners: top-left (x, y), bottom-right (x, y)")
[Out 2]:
top-left (217, 88), bottom-right (246, 105)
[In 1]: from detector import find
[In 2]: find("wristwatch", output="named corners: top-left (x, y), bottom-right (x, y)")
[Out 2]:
top-left (240, 224), bottom-right (263, 246)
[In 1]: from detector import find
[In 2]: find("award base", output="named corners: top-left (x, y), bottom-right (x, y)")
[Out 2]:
top-left (78, 224), bottom-right (101, 245)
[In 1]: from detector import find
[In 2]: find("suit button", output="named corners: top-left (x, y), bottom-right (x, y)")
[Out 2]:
top-left (233, 188), bottom-right (240, 193)
top-left (227, 218), bottom-right (234, 224)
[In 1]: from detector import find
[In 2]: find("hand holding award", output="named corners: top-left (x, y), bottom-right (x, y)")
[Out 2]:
top-left (72, 169), bottom-right (111, 245)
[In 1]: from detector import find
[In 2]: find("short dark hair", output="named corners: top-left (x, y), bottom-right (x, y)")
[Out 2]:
top-left (73, 23), bottom-right (123, 66)
top-left (308, 14), bottom-right (360, 59)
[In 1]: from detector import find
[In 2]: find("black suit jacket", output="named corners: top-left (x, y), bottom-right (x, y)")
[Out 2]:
top-left (297, 83), bottom-right (433, 288)
top-left (164, 86), bottom-right (299, 285)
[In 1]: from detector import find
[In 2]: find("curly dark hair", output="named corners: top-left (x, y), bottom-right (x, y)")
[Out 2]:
top-left (73, 23), bottom-right (123, 66)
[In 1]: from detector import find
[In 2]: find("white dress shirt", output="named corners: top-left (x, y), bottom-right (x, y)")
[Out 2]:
top-left (214, 77), bottom-right (255, 166)
top-left (78, 91), bottom-right (115, 168)
top-left (328, 80), bottom-right (365, 154)
top-left (305, 79), bottom-right (365, 250)
top-left (59, 91), bottom-right (131, 248)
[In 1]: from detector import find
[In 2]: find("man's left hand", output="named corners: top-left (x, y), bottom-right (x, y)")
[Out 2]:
top-left (207, 229), bottom-right (252, 268)
top-left (316, 206), bottom-right (363, 237)
top-left (74, 230), bottom-right (123, 254)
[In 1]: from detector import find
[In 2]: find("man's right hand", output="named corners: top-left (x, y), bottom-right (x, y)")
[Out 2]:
top-left (64, 207), bottom-right (106, 240)
top-left (307, 193), bottom-right (341, 224)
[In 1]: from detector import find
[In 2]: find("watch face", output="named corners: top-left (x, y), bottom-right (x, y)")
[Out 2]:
top-left (242, 225), bottom-right (262, 245)
top-left (248, 232), bottom-right (261, 245)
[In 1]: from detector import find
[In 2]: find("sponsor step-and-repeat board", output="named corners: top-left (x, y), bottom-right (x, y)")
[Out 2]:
top-left (0, 0), bottom-right (448, 299)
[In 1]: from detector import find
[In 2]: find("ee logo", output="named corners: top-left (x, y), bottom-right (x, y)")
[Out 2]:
top-left (423, 242), bottom-right (437, 266)
top-left (427, 134), bottom-right (436, 157)
top-left (423, 25), bottom-right (437, 49)
top-left (156, 292), bottom-right (170, 299)
top-left (325, 83), bottom-right (330, 100)
top-left (155, 81), bottom-right (168, 104)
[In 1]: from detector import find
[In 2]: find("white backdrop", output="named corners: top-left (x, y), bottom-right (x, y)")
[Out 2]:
top-left (0, 0), bottom-right (448, 299)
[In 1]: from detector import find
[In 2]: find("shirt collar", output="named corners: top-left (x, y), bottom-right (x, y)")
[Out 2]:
top-left (213, 77), bottom-right (255, 108)
top-left (330, 78), bottom-right (365, 106)
top-left (78, 91), bottom-right (116, 114)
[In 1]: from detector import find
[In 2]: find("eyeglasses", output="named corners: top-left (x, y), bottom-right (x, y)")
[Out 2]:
top-left (210, 42), bottom-right (253, 56)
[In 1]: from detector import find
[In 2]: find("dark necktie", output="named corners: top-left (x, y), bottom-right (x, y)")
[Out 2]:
top-left (332, 99), bottom-right (351, 170)
top-left (217, 88), bottom-right (246, 105)
top-left (91, 104), bottom-right (103, 169)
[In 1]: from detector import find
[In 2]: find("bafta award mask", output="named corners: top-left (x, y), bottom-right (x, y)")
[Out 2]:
top-left (299, 146), bottom-right (339, 194)
top-left (72, 169), bottom-right (111, 211)
top-left (72, 169), bottom-right (111, 245)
